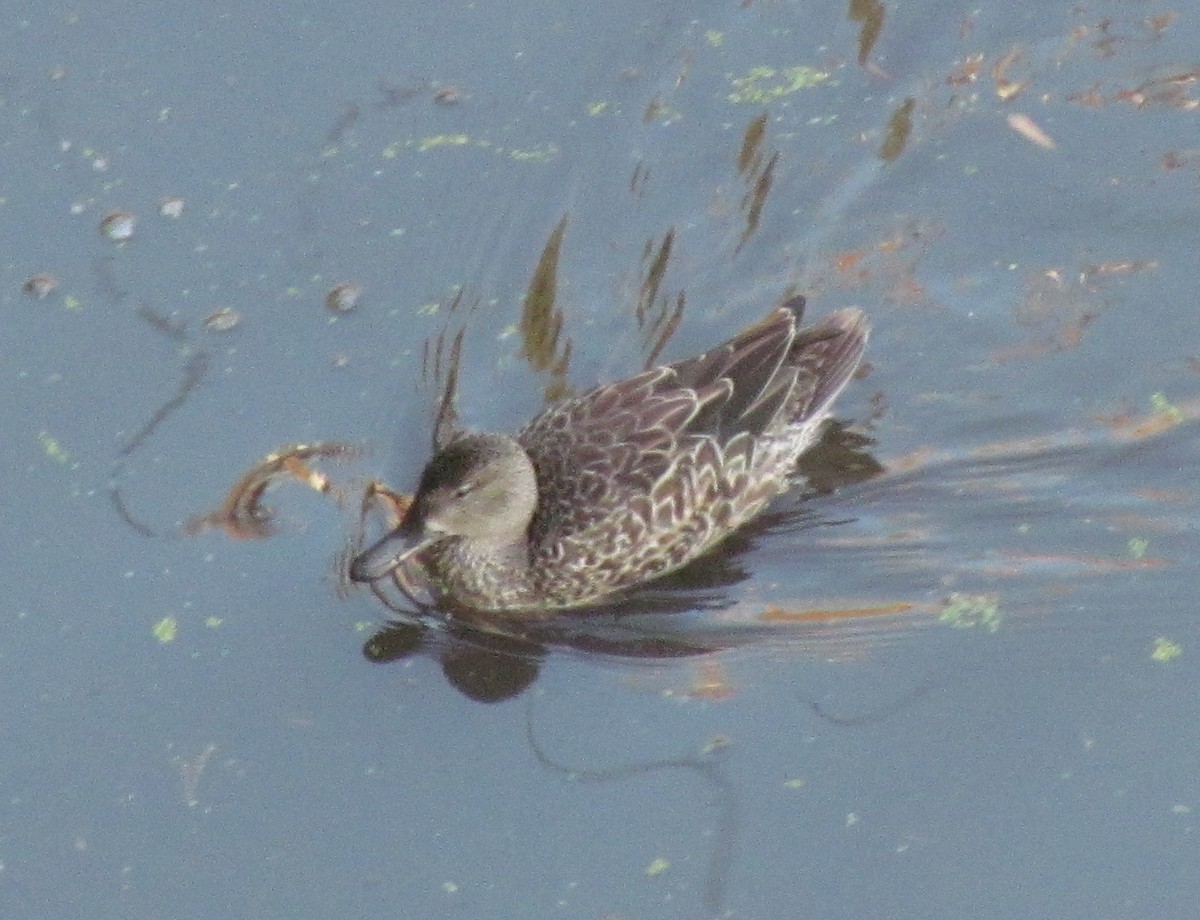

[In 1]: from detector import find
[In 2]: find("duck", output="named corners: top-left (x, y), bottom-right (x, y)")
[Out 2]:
top-left (349, 296), bottom-right (868, 614)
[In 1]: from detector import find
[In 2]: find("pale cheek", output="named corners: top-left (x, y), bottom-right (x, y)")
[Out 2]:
top-left (479, 488), bottom-right (514, 516)
top-left (451, 497), bottom-right (496, 530)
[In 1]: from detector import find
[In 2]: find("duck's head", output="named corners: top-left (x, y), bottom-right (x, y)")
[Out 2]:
top-left (349, 433), bottom-right (538, 582)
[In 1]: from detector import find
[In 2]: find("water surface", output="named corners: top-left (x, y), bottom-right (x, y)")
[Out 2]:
top-left (2, 1), bottom-right (1197, 918)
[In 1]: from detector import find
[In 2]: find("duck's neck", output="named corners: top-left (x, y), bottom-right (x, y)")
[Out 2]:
top-left (429, 535), bottom-right (539, 612)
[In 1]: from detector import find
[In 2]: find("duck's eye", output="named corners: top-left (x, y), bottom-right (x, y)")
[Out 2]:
top-left (453, 482), bottom-right (474, 499)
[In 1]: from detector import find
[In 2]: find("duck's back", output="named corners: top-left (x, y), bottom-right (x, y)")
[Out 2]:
top-left (516, 300), bottom-right (868, 606)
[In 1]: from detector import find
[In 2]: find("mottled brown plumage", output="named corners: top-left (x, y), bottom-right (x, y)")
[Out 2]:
top-left (350, 297), bottom-right (868, 614)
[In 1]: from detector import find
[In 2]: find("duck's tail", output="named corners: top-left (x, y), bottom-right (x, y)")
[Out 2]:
top-left (786, 307), bottom-right (870, 427)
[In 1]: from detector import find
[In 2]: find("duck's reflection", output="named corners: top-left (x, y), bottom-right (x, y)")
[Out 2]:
top-left (363, 619), bottom-right (542, 703)
top-left (358, 544), bottom-right (752, 704)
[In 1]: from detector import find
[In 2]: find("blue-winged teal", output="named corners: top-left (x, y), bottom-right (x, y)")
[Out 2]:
top-left (350, 297), bottom-right (868, 614)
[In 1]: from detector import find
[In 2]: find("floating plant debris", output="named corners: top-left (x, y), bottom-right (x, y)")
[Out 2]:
top-left (99, 209), bottom-right (137, 242)
top-left (326, 282), bottom-right (363, 313)
top-left (185, 442), bottom-right (361, 539)
top-left (433, 85), bottom-right (463, 105)
top-left (22, 273), bottom-right (59, 299)
top-left (939, 593), bottom-right (1003, 632)
top-left (204, 307), bottom-right (242, 332)
top-left (1007, 112), bottom-right (1057, 150)
top-left (153, 616), bottom-right (178, 643)
top-left (158, 196), bottom-right (186, 218)
top-left (1152, 637), bottom-right (1182, 662)
top-left (117, 352), bottom-right (209, 457)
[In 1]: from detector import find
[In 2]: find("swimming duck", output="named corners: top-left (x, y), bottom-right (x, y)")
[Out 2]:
top-left (350, 296), bottom-right (868, 614)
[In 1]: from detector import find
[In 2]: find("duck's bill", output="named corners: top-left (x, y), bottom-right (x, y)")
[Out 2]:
top-left (349, 527), bottom-right (436, 583)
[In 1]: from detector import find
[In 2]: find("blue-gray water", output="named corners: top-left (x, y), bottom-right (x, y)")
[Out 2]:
top-left (2, 2), bottom-right (1198, 918)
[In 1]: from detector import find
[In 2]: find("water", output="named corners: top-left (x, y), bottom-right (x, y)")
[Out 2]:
top-left (1, 1), bottom-right (1197, 917)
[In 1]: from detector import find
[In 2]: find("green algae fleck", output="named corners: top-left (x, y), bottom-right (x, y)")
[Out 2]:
top-left (1150, 392), bottom-right (1183, 422)
top-left (38, 431), bottom-right (71, 464)
top-left (417, 134), bottom-right (471, 153)
top-left (1152, 637), bottom-right (1182, 662)
top-left (645, 857), bottom-right (671, 877)
top-left (153, 617), bottom-right (179, 643)
top-left (939, 593), bottom-right (1003, 633)
top-left (728, 65), bottom-right (830, 105)
top-left (504, 144), bottom-right (560, 163)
